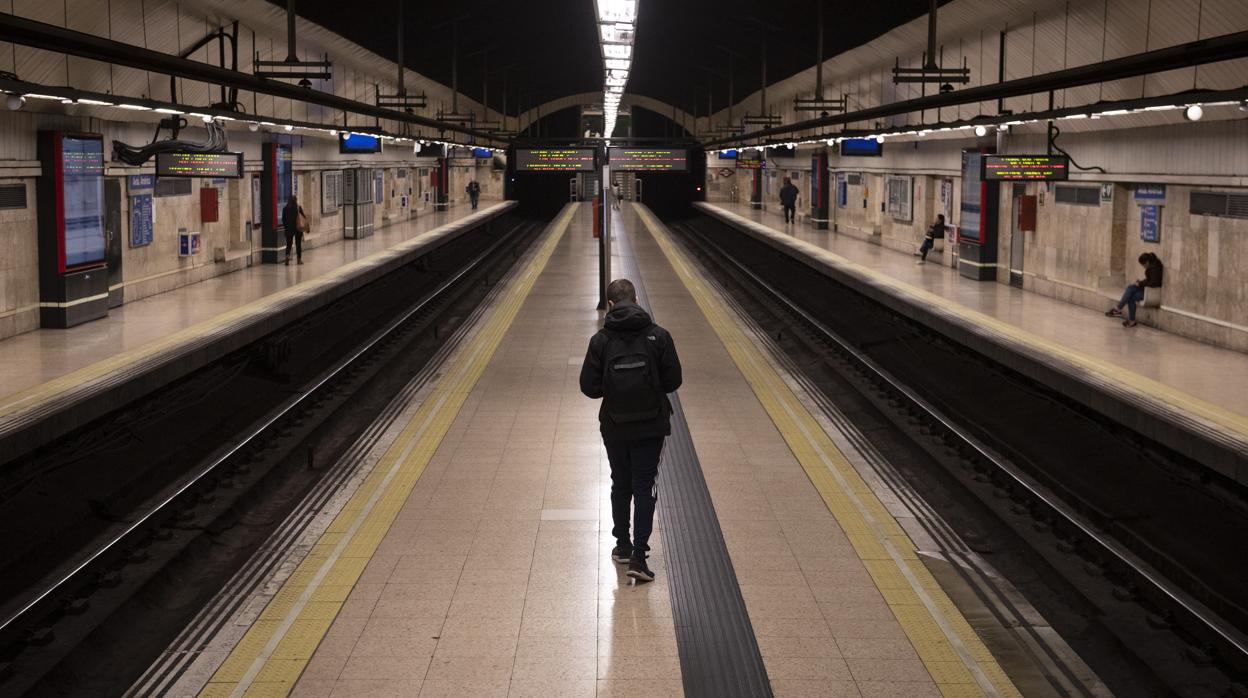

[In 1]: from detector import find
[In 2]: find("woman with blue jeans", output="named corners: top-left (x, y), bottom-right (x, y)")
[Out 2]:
top-left (1107, 252), bottom-right (1163, 327)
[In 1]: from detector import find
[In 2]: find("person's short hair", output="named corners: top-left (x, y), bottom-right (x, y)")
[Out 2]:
top-left (936, 213), bottom-right (945, 222)
top-left (606, 278), bottom-right (636, 305)
top-left (1138, 253), bottom-right (1151, 264)
top-left (783, 177), bottom-right (791, 184)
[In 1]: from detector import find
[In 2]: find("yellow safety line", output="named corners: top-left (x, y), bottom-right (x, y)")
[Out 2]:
top-left (636, 206), bottom-right (1020, 698)
top-left (0, 203), bottom-right (516, 422)
top-left (199, 204), bottom-right (578, 697)
top-left (702, 204), bottom-right (1248, 439)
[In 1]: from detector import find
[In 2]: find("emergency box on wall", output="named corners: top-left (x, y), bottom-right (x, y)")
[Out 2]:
top-left (200, 187), bottom-right (219, 222)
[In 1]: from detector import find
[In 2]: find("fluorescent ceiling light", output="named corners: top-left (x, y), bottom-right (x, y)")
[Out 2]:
top-left (603, 44), bottom-right (631, 59)
top-left (77, 98), bottom-right (114, 106)
top-left (155, 107), bottom-right (184, 114)
top-left (116, 103), bottom-right (152, 110)
top-left (23, 93), bottom-right (63, 100)
top-left (600, 23), bottom-right (634, 44)
top-left (597, 0), bottom-right (637, 22)
top-left (605, 58), bottom-right (630, 70)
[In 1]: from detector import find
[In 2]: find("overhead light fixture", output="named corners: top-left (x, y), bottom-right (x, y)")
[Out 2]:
top-left (154, 107), bottom-right (184, 114)
top-left (284, 124), bottom-right (294, 131)
top-left (596, 0), bottom-right (637, 139)
top-left (997, 124), bottom-right (1009, 132)
top-left (116, 103), bottom-right (152, 110)
top-left (605, 58), bottom-right (630, 70)
top-left (603, 44), bottom-right (632, 59)
top-left (6, 94), bottom-right (24, 111)
top-left (974, 125), bottom-right (988, 137)
top-left (874, 134), bottom-right (885, 143)
top-left (77, 98), bottom-right (114, 106)
top-left (1184, 104), bottom-right (1203, 121)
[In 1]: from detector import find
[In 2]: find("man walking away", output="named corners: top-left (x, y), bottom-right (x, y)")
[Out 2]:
top-left (611, 181), bottom-right (622, 209)
top-left (916, 214), bottom-right (946, 264)
top-left (580, 279), bottom-right (683, 583)
top-left (466, 180), bottom-right (481, 210)
top-left (281, 194), bottom-right (307, 265)
top-left (779, 177), bottom-right (799, 224)
top-left (1106, 252), bottom-right (1163, 327)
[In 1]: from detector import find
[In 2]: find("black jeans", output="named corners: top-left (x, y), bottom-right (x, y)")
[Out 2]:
top-left (285, 230), bottom-right (303, 261)
top-left (470, 193), bottom-right (479, 209)
top-left (605, 437), bottom-right (664, 553)
top-left (782, 204), bottom-right (796, 222)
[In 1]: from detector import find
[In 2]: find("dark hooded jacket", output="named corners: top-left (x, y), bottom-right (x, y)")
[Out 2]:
top-left (1139, 252), bottom-right (1164, 288)
top-left (579, 302), bottom-right (682, 442)
top-left (779, 182), bottom-right (799, 207)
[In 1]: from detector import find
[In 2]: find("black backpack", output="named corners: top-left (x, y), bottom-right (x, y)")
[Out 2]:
top-left (602, 326), bottom-right (664, 423)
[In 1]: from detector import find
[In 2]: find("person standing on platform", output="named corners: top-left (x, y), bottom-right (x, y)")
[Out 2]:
top-left (611, 182), bottom-right (622, 209)
top-left (466, 180), bottom-right (481, 210)
top-left (281, 194), bottom-right (307, 265)
top-left (916, 213), bottom-right (946, 264)
top-left (580, 279), bottom-right (683, 583)
top-left (779, 177), bottom-right (799, 224)
top-left (1107, 252), bottom-right (1164, 327)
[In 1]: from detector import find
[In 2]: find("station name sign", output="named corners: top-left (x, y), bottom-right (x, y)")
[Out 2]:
top-left (156, 151), bottom-right (244, 178)
top-left (608, 148), bottom-right (689, 172)
top-left (515, 148), bottom-right (596, 172)
top-left (981, 154), bottom-right (1069, 181)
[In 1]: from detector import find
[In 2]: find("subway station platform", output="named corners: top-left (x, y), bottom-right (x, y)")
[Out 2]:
top-left (133, 202), bottom-right (1102, 698)
top-left (0, 202), bottom-right (514, 463)
top-left (698, 202), bottom-right (1248, 486)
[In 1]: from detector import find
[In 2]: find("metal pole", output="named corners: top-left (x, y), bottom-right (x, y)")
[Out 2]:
top-left (926, 0), bottom-right (938, 69)
top-left (451, 22), bottom-right (459, 114)
top-left (760, 35), bottom-right (767, 117)
top-left (481, 48), bottom-right (489, 118)
top-left (816, 1), bottom-right (824, 100)
top-left (396, 0), bottom-right (404, 95)
top-left (286, 0), bottom-right (297, 61)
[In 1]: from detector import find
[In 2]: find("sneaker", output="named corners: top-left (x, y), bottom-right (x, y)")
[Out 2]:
top-left (915, 259), bottom-right (926, 265)
top-left (627, 555), bottom-right (655, 583)
top-left (1123, 319), bottom-right (1138, 327)
top-left (1105, 308), bottom-right (1123, 317)
top-left (297, 258), bottom-right (304, 265)
top-left (611, 544), bottom-right (633, 564)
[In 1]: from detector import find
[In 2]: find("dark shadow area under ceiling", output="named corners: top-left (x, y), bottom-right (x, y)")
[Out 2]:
top-left (274, 0), bottom-right (943, 117)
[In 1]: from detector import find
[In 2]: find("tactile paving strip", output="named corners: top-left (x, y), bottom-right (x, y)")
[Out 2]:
top-left (614, 214), bottom-right (774, 698)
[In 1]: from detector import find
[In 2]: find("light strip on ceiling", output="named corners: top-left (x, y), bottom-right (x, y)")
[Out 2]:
top-left (594, 0), bottom-right (637, 140)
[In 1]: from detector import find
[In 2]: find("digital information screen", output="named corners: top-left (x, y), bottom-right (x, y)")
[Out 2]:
top-left (514, 148), bottom-right (596, 172)
top-left (61, 135), bottom-right (106, 269)
top-left (840, 138), bottom-right (883, 157)
top-left (981, 154), bottom-right (1069, 181)
top-left (156, 151), bottom-right (244, 178)
top-left (340, 133), bottom-right (382, 154)
top-left (608, 148), bottom-right (689, 172)
top-left (735, 152), bottom-right (765, 169)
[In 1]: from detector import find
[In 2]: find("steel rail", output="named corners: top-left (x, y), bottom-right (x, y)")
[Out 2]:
top-left (0, 12), bottom-right (502, 145)
top-left (702, 30), bottom-right (1248, 147)
top-left (0, 218), bottom-right (535, 643)
top-left (673, 220), bottom-right (1248, 664)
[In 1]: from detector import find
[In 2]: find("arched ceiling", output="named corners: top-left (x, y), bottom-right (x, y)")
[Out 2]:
top-left (274, 0), bottom-right (945, 117)
top-left (514, 92), bottom-right (695, 133)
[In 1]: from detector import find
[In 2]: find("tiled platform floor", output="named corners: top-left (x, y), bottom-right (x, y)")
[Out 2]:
top-left (704, 201), bottom-right (1248, 421)
top-left (0, 203), bottom-right (499, 406)
top-left (269, 204), bottom-right (1013, 697)
top-left (288, 205), bottom-right (684, 698)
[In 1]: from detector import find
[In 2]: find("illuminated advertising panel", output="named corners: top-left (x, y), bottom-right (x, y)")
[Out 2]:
top-left (155, 151), bottom-right (244, 178)
top-left (608, 148), bottom-right (689, 172)
top-left (515, 148), bottom-right (596, 172)
top-left (61, 135), bottom-right (106, 270)
top-left (981, 154), bottom-right (1069, 181)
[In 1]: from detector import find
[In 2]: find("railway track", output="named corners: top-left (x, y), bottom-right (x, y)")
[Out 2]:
top-left (0, 215), bottom-right (545, 696)
top-left (667, 213), bottom-right (1248, 697)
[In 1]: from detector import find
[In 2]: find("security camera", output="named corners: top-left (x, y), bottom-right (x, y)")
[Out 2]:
top-left (6, 94), bottom-right (24, 111)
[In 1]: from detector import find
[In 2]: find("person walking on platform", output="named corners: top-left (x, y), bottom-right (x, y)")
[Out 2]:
top-left (466, 180), bottom-right (481, 210)
top-left (612, 181), bottom-right (623, 209)
top-left (580, 279), bottom-right (683, 583)
top-left (916, 213), bottom-right (946, 264)
top-left (1107, 252), bottom-right (1164, 327)
top-left (779, 177), bottom-right (799, 224)
top-left (281, 194), bottom-right (307, 265)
